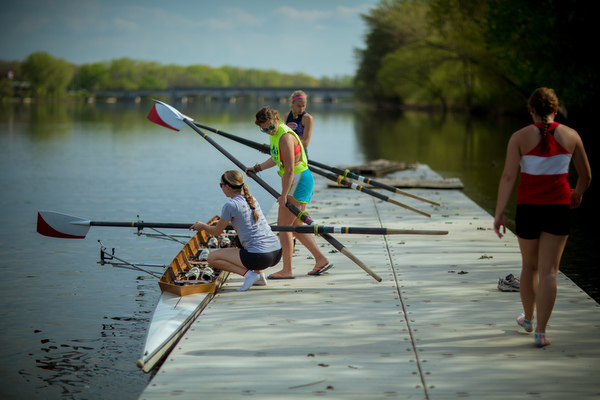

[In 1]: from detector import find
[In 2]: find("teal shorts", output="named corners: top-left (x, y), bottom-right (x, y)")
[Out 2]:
top-left (289, 169), bottom-right (314, 203)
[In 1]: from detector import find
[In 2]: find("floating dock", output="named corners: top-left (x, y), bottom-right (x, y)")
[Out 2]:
top-left (139, 166), bottom-right (600, 399)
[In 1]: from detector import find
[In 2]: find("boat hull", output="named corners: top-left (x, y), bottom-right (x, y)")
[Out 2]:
top-left (138, 219), bottom-right (230, 372)
top-left (137, 271), bottom-right (228, 372)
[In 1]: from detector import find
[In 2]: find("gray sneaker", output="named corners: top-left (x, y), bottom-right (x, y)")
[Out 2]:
top-left (498, 273), bottom-right (520, 292)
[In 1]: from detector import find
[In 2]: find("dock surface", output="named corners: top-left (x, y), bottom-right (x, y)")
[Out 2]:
top-left (139, 166), bottom-right (600, 399)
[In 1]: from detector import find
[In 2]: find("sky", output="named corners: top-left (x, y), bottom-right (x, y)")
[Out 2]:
top-left (0, 0), bottom-right (381, 78)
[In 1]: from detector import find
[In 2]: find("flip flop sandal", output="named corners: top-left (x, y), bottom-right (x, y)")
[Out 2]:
top-left (308, 263), bottom-right (333, 275)
top-left (267, 272), bottom-right (296, 280)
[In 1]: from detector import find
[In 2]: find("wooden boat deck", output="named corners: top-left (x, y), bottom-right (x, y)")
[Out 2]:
top-left (139, 166), bottom-right (600, 399)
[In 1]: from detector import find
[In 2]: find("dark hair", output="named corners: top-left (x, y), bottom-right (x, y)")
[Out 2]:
top-left (255, 107), bottom-right (280, 127)
top-left (528, 88), bottom-right (559, 151)
top-left (222, 170), bottom-right (259, 223)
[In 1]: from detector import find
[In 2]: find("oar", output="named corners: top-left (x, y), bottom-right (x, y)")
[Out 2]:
top-left (147, 100), bottom-right (382, 282)
top-left (308, 165), bottom-right (431, 217)
top-left (187, 120), bottom-right (434, 216)
top-left (37, 211), bottom-right (449, 239)
top-left (189, 120), bottom-right (441, 206)
top-left (307, 158), bottom-right (441, 207)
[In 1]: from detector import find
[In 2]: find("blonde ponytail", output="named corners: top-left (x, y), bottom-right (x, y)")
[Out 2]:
top-left (242, 183), bottom-right (259, 223)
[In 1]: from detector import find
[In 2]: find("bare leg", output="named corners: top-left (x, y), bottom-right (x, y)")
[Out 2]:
top-left (267, 203), bottom-right (296, 278)
top-left (207, 248), bottom-right (247, 276)
top-left (290, 201), bottom-right (329, 270)
top-left (517, 237), bottom-right (539, 322)
top-left (207, 248), bottom-right (260, 291)
top-left (269, 197), bottom-right (329, 278)
top-left (535, 232), bottom-right (568, 333)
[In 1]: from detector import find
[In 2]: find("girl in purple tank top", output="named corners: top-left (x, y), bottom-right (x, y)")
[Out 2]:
top-left (284, 90), bottom-right (313, 150)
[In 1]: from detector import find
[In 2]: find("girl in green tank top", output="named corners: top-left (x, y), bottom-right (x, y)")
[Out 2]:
top-left (246, 107), bottom-right (333, 279)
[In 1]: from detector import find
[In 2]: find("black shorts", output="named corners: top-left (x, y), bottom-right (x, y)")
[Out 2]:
top-left (240, 248), bottom-right (282, 270)
top-left (515, 204), bottom-right (570, 239)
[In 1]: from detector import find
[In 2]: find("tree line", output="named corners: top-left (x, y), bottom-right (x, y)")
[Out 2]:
top-left (354, 0), bottom-right (599, 117)
top-left (0, 52), bottom-right (352, 99)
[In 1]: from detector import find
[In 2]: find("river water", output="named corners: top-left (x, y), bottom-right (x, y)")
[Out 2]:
top-left (0, 100), bottom-right (596, 399)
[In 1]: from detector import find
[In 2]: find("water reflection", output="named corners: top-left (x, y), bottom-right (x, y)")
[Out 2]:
top-left (24, 275), bottom-right (156, 400)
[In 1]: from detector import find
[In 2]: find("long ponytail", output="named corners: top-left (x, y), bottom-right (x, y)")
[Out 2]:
top-left (242, 183), bottom-right (259, 223)
top-left (222, 170), bottom-right (259, 223)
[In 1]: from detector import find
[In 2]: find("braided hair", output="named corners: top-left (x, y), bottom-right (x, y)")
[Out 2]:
top-left (528, 88), bottom-right (559, 152)
top-left (222, 170), bottom-right (259, 223)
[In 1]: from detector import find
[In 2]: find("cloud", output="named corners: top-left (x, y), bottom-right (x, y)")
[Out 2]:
top-left (274, 4), bottom-right (368, 22)
top-left (113, 18), bottom-right (138, 32)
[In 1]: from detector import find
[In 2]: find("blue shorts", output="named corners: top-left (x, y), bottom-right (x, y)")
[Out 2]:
top-left (289, 169), bottom-right (314, 203)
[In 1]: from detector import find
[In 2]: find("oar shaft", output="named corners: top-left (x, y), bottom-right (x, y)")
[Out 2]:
top-left (193, 121), bottom-right (269, 153)
top-left (91, 221), bottom-right (447, 235)
top-left (90, 221), bottom-right (191, 229)
top-left (193, 121), bottom-right (441, 207)
top-left (183, 119), bottom-right (382, 282)
top-left (272, 225), bottom-right (447, 235)
top-left (308, 158), bottom-right (441, 206)
top-left (309, 166), bottom-right (431, 217)
top-left (194, 121), bottom-right (435, 215)
top-left (386, 198), bottom-right (431, 218)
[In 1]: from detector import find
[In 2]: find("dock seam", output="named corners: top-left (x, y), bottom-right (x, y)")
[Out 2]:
top-left (374, 197), bottom-right (430, 400)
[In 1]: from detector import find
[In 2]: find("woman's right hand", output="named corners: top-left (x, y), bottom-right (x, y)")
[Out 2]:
top-left (493, 214), bottom-right (506, 239)
top-left (277, 194), bottom-right (289, 208)
top-left (190, 221), bottom-right (206, 232)
top-left (570, 189), bottom-right (583, 209)
top-left (245, 163), bottom-right (262, 175)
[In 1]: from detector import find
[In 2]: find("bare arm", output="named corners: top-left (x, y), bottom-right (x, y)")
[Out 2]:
top-left (570, 135), bottom-right (592, 208)
top-left (494, 133), bottom-right (522, 238)
top-left (301, 113), bottom-right (313, 148)
top-left (246, 157), bottom-right (276, 175)
top-left (278, 133), bottom-right (296, 206)
top-left (190, 217), bottom-right (229, 236)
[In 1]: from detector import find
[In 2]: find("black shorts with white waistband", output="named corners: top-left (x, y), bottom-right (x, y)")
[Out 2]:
top-left (515, 204), bottom-right (570, 239)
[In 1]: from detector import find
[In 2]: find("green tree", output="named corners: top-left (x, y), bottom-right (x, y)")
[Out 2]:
top-left (482, 0), bottom-right (600, 116)
top-left (108, 58), bottom-right (142, 90)
top-left (21, 51), bottom-right (74, 97)
top-left (138, 62), bottom-right (168, 90)
top-left (355, 0), bottom-right (414, 103)
top-left (355, 0), bottom-right (599, 115)
top-left (73, 62), bottom-right (110, 91)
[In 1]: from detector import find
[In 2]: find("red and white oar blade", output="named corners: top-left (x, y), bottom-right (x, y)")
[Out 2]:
top-left (147, 100), bottom-right (191, 131)
top-left (37, 211), bottom-right (91, 239)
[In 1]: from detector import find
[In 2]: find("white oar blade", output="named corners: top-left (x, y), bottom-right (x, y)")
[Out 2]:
top-left (37, 211), bottom-right (91, 239)
top-left (147, 100), bottom-right (191, 132)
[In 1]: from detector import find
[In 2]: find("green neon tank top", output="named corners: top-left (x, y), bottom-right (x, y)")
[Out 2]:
top-left (269, 123), bottom-right (308, 177)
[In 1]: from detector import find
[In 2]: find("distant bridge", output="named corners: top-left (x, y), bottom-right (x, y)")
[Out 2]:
top-left (93, 86), bottom-right (354, 103)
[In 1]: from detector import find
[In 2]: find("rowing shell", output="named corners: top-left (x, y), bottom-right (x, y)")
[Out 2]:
top-left (137, 219), bottom-right (229, 372)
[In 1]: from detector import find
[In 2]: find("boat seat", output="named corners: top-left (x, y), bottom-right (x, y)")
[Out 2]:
top-left (182, 243), bottom-right (195, 258)
top-left (172, 251), bottom-right (193, 274)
